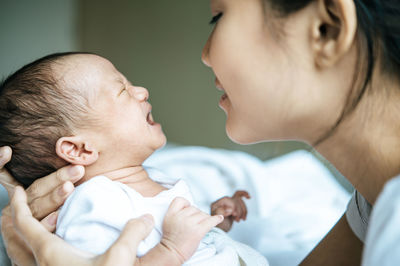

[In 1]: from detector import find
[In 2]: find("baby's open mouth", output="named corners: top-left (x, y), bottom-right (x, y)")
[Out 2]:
top-left (147, 112), bottom-right (155, 125)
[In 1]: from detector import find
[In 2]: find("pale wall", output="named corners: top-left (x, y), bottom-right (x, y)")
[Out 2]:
top-left (0, 0), bottom-right (79, 77)
top-left (79, 0), bottom-right (309, 159)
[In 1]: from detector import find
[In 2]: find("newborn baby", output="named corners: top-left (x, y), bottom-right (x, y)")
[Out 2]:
top-left (0, 52), bottom-right (268, 265)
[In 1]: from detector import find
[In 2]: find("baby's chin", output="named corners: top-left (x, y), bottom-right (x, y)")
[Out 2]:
top-left (156, 135), bottom-right (168, 150)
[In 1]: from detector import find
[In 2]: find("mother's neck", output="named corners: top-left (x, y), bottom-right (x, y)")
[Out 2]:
top-left (315, 80), bottom-right (400, 204)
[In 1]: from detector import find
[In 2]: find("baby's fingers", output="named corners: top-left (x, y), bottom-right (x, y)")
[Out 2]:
top-left (211, 200), bottom-right (235, 216)
top-left (0, 146), bottom-right (19, 196)
top-left (238, 198), bottom-right (248, 220)
top-left (232, 198), bottom-right (247, 221)
top-left (233, 190), bottom-right (250, 199)
top-left (221, 206), bottom-right (234, 216)
top-left (166, 197), bottom-right (191, 215)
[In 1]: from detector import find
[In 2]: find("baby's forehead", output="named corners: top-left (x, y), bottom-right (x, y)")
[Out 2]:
top-left (57, 54), bottom-right (120, 90)
top-left (56, 54), bottom-right (127, 107)
top-left (60, 54), bottom-right (114, 76)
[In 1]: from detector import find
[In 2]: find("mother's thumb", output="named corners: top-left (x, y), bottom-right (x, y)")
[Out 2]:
top-left (102, 214), bottom-right (154, 265)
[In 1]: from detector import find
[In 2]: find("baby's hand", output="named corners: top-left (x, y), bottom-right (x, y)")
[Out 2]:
top-left (211, 190), bottom-right (250, 232)
top-left (161, 197), bottom-right (223, 264)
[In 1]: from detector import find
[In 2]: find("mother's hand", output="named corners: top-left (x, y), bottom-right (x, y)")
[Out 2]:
top-left (0, 146), bottom-right (85, 265)
top-left (11, 186), bottom-right (154, 266)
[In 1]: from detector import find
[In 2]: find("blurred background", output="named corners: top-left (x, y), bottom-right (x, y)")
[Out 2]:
top-left (0, 0), bottom-right (311, 160)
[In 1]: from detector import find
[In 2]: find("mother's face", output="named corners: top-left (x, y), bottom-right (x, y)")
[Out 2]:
top-left (202, 0), bottom-right (356, 145)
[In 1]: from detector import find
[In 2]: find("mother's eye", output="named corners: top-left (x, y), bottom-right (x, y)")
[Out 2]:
top-left (209, 13), bottom-right (222, 25)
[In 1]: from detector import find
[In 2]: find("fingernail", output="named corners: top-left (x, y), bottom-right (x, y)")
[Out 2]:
top-left (219, 215), bottom-right (224, 221)
top-left (68, 165), bottom-right (83, 180)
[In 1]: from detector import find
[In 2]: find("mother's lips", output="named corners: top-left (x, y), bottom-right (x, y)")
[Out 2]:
top-left (215, 78), bottom-right (225, 92)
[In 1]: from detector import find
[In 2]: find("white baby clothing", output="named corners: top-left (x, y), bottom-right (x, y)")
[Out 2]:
top-left (56, 168), bottom-right (268, 265)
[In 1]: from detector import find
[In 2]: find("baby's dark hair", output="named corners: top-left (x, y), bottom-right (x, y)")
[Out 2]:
top-left (0, 52), bottom-right (95, 188)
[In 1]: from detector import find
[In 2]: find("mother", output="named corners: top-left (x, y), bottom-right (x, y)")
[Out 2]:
top-left (2, 0), bottom-right (400, 265)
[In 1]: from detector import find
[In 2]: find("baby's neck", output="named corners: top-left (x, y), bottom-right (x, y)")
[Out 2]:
top-left (80, 166), bottom-right (167, 197)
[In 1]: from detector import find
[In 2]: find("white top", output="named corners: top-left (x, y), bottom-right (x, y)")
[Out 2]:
top-left (55, 168), bottom-right (268, 265)
top-left (345, 190), bottom-right (372, 242)
top-left (362, 176), bottom-right (400, 265)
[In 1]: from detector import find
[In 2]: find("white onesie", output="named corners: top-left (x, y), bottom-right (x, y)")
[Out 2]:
top-left (56, 168), bottom-right (268, 266)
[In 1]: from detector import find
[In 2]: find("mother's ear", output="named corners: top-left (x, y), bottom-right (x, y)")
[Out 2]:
top-left (56, 136), bottom-right (99, 165)
top-left (311, 0), bottom-right (357, 68)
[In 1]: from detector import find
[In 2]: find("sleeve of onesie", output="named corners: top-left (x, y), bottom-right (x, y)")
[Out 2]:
top-left (55, 176), bottom-right (135, 255)
top-left (345, 190), bottom-right (372, 243)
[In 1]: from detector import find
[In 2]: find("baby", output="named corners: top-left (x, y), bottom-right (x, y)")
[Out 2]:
top-left (0, 52), bottom-right (268, 265)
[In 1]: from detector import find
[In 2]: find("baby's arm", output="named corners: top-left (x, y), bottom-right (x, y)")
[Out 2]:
top-left (211, 190), bottom-right (250, 232)
top-left (138, 197), bottom-right (223, 265)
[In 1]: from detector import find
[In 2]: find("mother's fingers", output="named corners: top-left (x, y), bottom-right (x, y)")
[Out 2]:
top-left (0, 146), bottom-right (20, 196)
top-left (1, 214), bottom-right (36, 265)
top-left (100, 215), bottom-right (154, 265)
top-left (29, 181), bottom-right (75, 220)
top-left (10, 187), bottom-right (92, 266)
top-left (26, 165), bottom-right (84, 201)
top-left (1, 203), bottom-right (36, 266)
top-left (40, 211), bottom-right (59, 233)
top-left (11, 187), bottom-right (49, 248)
top-left (25, 165), bottom-right (84, 219)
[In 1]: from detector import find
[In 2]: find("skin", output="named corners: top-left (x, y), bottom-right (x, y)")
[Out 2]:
top-left (202, 0), bottom-right (400, 264)
top-left (2, 0), bottom-right (400, 264)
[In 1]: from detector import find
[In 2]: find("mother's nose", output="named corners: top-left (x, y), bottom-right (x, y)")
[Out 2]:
top-left (201, 38), bottom-right (211, 67)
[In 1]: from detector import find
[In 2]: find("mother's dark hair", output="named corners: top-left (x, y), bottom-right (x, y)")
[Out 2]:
top-left (269, 0), bottom-right (400, 142)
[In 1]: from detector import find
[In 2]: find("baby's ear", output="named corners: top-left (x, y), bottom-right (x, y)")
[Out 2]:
top-left (55, 136), bottom-right (98, 165)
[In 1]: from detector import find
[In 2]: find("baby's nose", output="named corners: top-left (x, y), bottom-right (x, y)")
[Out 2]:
top-left (132, 86), bottom-right (149, 101)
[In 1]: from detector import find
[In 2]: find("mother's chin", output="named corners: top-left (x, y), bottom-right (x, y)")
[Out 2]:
top-left (225, 123), bottom-right (265, 145)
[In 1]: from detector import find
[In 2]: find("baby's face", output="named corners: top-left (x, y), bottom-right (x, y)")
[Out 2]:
top-left (63, 54), bottom-right (166, 166)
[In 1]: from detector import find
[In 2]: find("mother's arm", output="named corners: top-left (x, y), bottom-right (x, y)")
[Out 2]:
top-left (300, 214), bottom-right (363, 265)
top-left (0, 146), bottom-right (85, 265)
